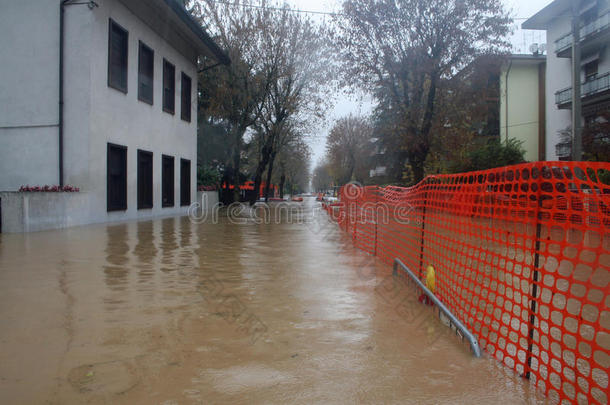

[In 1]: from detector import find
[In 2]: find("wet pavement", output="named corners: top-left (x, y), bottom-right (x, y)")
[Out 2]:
top-left (0, 198), bottom-right (546, 404)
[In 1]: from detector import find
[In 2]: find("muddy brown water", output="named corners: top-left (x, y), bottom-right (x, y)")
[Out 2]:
top-left (0, 198), bottom-right (546, 404)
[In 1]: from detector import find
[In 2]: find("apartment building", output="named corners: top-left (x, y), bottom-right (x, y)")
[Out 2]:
top-left (523, 0), bottom-right (610, 160)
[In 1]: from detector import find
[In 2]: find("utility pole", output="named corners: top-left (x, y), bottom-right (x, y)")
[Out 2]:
top-left (571, 0), bottom-right (583, 161)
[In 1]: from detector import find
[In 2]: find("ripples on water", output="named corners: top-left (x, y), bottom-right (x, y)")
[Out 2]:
top-left (0, 198), bottom-right (547, 404)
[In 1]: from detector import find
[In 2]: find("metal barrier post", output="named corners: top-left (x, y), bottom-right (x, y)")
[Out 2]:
top-left (374, 187), bottom-right (378, 256)
top-left (525, 164), bottom-right (542, 379)
top-left (393, 258), bottom-right (482, 357)
top-left (353, 198), bottom-right (358, 242)
top-left (418, 183), bottom-right (428, 279)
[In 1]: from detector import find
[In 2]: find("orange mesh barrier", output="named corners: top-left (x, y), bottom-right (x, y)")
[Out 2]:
top-left (328, 162), bottom-right (610, 404)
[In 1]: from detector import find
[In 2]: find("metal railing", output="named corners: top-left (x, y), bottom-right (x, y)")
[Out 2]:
top-left (392, 258), bottom-right (482, 357)
top-left (555, 11), bottom-right (610, 53)
top-left (555, 71), bottom-right (610, 105)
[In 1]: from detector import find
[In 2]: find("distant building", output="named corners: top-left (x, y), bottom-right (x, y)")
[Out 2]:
top-left (0, 0), bottom-right (229, 231)
top-left (523, 0), bottom-right (610, 160)
top-left (500, 54), bottom-right (547, 162)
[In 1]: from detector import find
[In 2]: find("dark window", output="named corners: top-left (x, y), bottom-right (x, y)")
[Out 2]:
top-left (137, 150), bottom-right (153, 209)
top-left (107, 143), bottom-right (127, 211)
top-left (180, 159), bottom-right (191, 206)
top-left (181, 72), bottom-right (192, 122)
top-left (584, 60), bottom-right (598, 82)
top-left (108, 19), bottom-right (128, 93)
top-left (162, 59), bottom-right (175, 114)
top-left (162, 155), bottom-right (175, 207)
top-left (138, 41), bottom-right (154, 104)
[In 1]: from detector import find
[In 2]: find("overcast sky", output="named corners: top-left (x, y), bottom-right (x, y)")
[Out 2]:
top-left (283, 0), bottom-right (554, 167)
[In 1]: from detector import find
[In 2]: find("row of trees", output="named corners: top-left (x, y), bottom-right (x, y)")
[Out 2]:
top-left (191, 0), bottom-right (536, 193)
top-left (314, 0), bottom-right (522, 189)
top-left (191, 0), bottom-right (333, 203)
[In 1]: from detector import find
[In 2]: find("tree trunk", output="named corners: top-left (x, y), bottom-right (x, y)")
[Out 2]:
top-left (279, 172), bottom-right (286, 199)
top-left (346, 155), bottom-right (355, 184)
top-left (264, 152), bottom-right (276, 202)
top-left (410, 158), bottom-right (425, 185)
top-left (230, 127), bottom-right (245, 203)
top-left (410, 76), bottom-right (437, 185)
top-left (250, 164), bottom-right (266, 205)
top-left (249, 144), bottom-right (272, 205)
top-left (220, 169), bottom-right (233, 205)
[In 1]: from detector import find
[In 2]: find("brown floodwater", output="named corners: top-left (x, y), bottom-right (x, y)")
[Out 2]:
top-left (0, 198), bottom-right (546, 404)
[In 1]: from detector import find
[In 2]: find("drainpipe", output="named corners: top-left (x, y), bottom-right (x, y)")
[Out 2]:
top-left (504, 60), bottom-right (513, 143)
top-left (571, 0), bottom-right (583, 161)
top-left (59, 1), bottom-right (68, 187)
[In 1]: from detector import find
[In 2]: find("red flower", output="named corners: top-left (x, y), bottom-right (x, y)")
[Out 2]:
top-left (18, 184), bottom-right (80, 192)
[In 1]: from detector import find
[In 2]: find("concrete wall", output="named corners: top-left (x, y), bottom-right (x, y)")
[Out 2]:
top-left (0, 192), bottom-right (90, 233)
top-left (195, 191), bottom-right (220, 212)
top-left (0, 190), bottom-right (210, 233)
top-left (500, 61), bottom-right (542, 162)
top-left (0, 0), bottom-right (60, 190)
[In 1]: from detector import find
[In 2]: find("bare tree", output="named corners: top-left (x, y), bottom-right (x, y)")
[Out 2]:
top-left (335, 0), bottom-right (511, 182)
top-left (195, 0), bottom-right (274, 203)
top-left (326, 115), bottom-right (374, 184)
top-left (312, 159), bottom-right (333, 192)
top-left (274, 136), bottom-right (311, 197)
top-left (249, 5), bottom-right (333, 204)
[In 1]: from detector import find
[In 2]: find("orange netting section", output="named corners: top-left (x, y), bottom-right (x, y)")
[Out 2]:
top-left (325, 162), bottom-right (610, 404)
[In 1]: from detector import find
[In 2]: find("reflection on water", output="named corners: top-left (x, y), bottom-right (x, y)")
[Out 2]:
top-left (104, 224), bottom-right (130, 289)
top-left (134, 220), bottom-right (156, 299)
top-left (160, 217), bottom-right (177, 273)
top-left (0, 198), bottom-right (547, 404)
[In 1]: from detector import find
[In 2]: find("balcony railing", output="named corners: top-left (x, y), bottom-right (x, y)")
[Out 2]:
top-left (555, 11), bottom-right (610, 54)
top-left (555, 71), bottom-right (610, 105)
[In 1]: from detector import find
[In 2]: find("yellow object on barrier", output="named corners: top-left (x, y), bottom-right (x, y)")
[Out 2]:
top-left (425, 265), bottom-right (435, 293)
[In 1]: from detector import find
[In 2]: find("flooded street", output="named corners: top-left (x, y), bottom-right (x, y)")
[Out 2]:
top-left (0, 198), bottom-right (545, 404)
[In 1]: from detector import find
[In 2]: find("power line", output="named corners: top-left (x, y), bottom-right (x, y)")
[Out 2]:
top-left (207, 0), bottom-right (341, 16)
top-left (206, 0), bottom-right (533, 20)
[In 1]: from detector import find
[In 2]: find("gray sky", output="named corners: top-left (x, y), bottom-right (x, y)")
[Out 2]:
top-left (284, 0), bottom-right (554, 167)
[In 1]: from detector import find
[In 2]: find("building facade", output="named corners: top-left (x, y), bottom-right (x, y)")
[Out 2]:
top-left (523, 0), bottom-right (610, 160)
top-left (0, 0), bottom-right (228, 229)
top-left (500, 54), bottom-right (547, 162)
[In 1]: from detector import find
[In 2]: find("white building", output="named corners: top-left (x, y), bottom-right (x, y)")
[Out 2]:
top-left (523, 0), bottom-right (610, 160)
top-left (0, 0), bottom-right (229, 231)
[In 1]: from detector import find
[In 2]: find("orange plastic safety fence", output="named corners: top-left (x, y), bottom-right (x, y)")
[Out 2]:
top-left (329, 162), bottom-right (610, 404)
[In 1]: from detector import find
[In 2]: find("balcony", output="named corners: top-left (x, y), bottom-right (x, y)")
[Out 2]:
top-left (555, 11), bottom-right (610, 57)
top-left (555, 71), bottom-right (610, 108)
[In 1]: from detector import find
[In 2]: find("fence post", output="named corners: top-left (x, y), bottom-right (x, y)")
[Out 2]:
top-left (418, 180), bottom-right (428, 280)
top-left (374, 187), bottom-right (378, 256)
top-left (525, 165), bottom-right (542, 380)
top-left (353, 197), bottom-right (358, 242)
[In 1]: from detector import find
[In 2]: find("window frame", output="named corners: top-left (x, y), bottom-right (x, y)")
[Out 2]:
top-left (180, 72), bottom-right (192, 122)
top-left (107, 19), bottom-right (129, 94)
top-left (162, 155), bottom-right (175, 207)
top-left (137, 41), bottom-right (154, 105)
top-left (180, 158), bottom-right (191, 206)
top-left (162, 59), bottom-right (176, 114)
top-left (137, 149), bottom-right (154, 210)
top-left (107, 143), bottom-right (128, 212)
